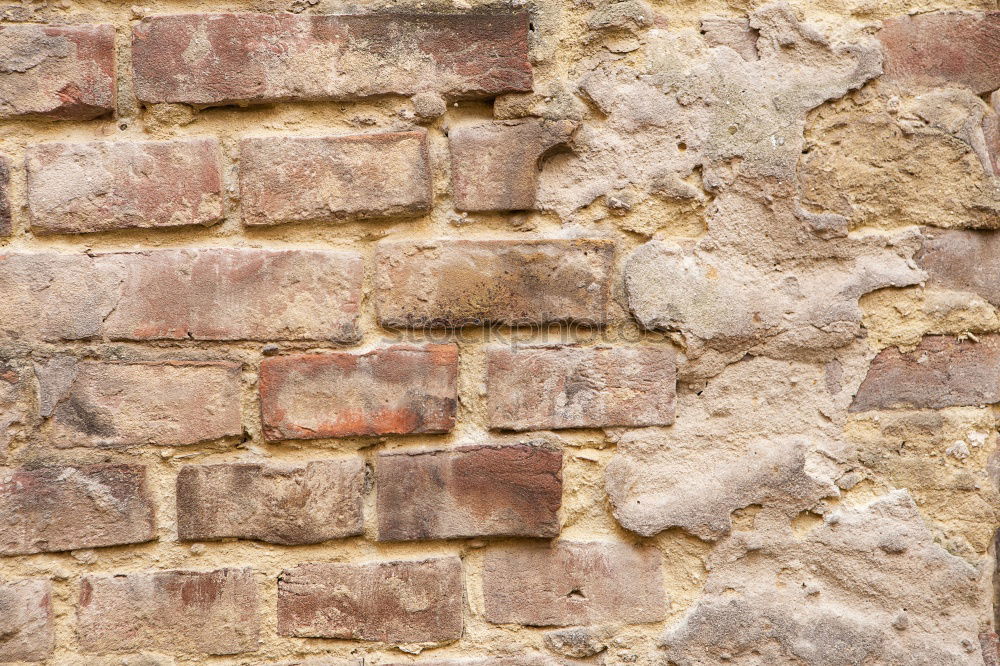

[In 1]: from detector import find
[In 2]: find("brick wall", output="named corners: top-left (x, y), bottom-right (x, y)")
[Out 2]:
top-left (1, 0), bottom-right (999, 664)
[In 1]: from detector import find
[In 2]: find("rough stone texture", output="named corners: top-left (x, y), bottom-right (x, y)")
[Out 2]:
top-left (449, 120), bottom-right (576, 211)
top-left (35, 359), bottom-right (242, 448)
top-left (700, 17), bottom-right (759, 61)
top-left (0, 579), bottom-right (53, 662)
top-left (624, 238), bottom-right (923, 376)
top-left (278, 558), bottom-right (463, 642)
top-left (487, 346), bottom-right (676, 430)
top-left (240, 131), bottom-right (431, 225)
top-left (879, 12), bottom-right (1000, 95)
top-left (0, 464), bottom-right (154, 555)
top-left (132, 13), bottom-right (532, 106)
top-left (0, 154), bottom-right (10, 236)
top-left (0, 359), bottom-right (29, 461)
top-left (100, 249), bottom-right (363, 342)
top-left (375, 240), bottom-right (614, 328)
top-left (661, 492), bottom-right (985, 664)
top-left (483, 541), bottom-right (665, 626)
top-left (384, 659), bottom-right (551, 666)
top-left (606, 437), bottom-right (843, 540)
top-left (376, 443), bottom-right (562, 541)
top-left (176, 459), bottom-right (365, 545)
top-left (916, 228), bottom-right (1000, 307)
top-left (259, 345), bottom-right (458, 441)
top-left (851, 335), bottom-right (1000, 411)
top-left (544, 627), bottom-right (609, 659)
top-left (77, 568), bottom-right (260, 655)
top-left (0, 24), bottom-right (114, 120)
top-left (26, 138), bottom-right (223, 234)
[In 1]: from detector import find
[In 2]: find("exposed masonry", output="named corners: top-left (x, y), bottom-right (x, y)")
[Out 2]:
top-left (1, 1), bottom-right (1000, 665)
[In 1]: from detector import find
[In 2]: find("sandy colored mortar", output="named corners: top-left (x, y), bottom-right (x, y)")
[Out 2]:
top-left (3, 0), bottom-right (1000, 663)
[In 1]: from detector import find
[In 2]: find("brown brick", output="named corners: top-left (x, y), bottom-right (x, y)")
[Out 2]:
top-left (26, 138), bottom-right (223, 234)
top-left (133, 13), bottom-right (531, 106)
top-left (78, 568), bottom-right (259, 655)
top-left (487, 346), bottom-right (676, 430)
top-left (177, 459), bottom-right (365, 545)
top-left (0, 253), bottom-right (120, 341)
top-left (278, 558), bottom-right (463, 642)
top-left (377, 443), bottom-right (562, 541)
top-left (240, 132), bottom-right (431, 226)
top-left (0, 579), bottom-right (53, 662)
top-left (483, 541), bottom-right (665, 626)
top-left (916, 229), bottom-right (1000, 307)
top-left (879, 12), bottom-right (1000, 94)
top-left (851, 335), bottom-right (1000, 411)
top-left (0, 155), bottom-right (10, 235)
top-left (35, 358), bottom-right (242, 448)
top-left (0, 464), bottom-right (154, 555)
top-left (101, 249), bottom-right (363, 342)
top-left (449, 120), bottom-right (575, 211)
top-left (0, 24), bottom-right (115, 120)
top-left (259, 345), bottom-right (458, 441)
top-left (375, 240), bottom-right (615, 328)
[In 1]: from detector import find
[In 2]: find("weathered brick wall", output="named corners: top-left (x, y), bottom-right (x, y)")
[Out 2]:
top-left (1, 0), bottom-right (999, 664)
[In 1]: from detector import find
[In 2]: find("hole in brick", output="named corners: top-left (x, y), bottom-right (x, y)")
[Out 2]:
top-left (567, 588), bottom-right (586, 601)
top-left (677, 142), bottom-right (687, 152)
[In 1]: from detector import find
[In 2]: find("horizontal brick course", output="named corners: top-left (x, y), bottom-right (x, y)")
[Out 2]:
top-left (851, 335), bottom-right (1000, 411)
top-left (375, 240), bottom-right (615, 328)
top-left (240, 132), bottom-right (432, 226)
top-left (259, 345), bottom-right (458, 441)
top-left (278, 558), bottom-right (463, 642)
top-left (377, 443), bottom-right (562, 541)
top-left (101, 249), bottom-right (363, 342)
top-left (915, 229), bottom-right (1000, 307)
top-left (0, 464), bottom-right (154, 555)
top-left (0, 24), bottom-right (115, 120)
top-left (879, 12), bottom-right (1000, 94)
top-left (176, 459), bottom-right (365, 545)
top-left (35, 359), bottom-right (242, 447)
top-left (26, 138), bottom-right (223, 234)
top-left (487, 346), bottom-right (677, 430)
top-left (450, 120), bottom-right (575, 211)
top-left (483, 541), bottom-right (665, 626)
top-left (0, 579), bottom-right (53, 662)
top-left (78, 568), bottom-right (260, 654)
top-left (132, 13), bottom-right (532, 106)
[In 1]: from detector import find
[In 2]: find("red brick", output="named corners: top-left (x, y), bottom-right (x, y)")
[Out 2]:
top-left (133, 13), bottom-right (531, 106)
top-left (78, 568), bottom-right (259, 655)
top-left (176, 459), bottom-right (365, 545)
top-left (278, 558), bottom-right (463, 642)
top-left (0, 464), bottom-right (154, 555)
top-left (0, 254), bottom-right (120, 341)
top-left (375, 240), bottom-right (615, 328)
top-left (259, 345), bottom-right (458, 441)
top-left (35, 358), bottom-right (242, 447)
top-left (0, 155), bottom-right (10, 235)
top-left (851, 335), bottom-right (1000, 411)
top-left (916, 229), bottom-right (1000, 307)
top-left (377, 443), bottom-right (562, 541)
top-left (101, 249), bottom-right (363, 341)
top-left (0, 579), bottom-right (52, 662)
top-left (449, 120), bottom-right (575, 211)
top-left (240, 132), bottom-right (431, 226)
top-left (26, 138), bottom-right (223, 234)
top-left (483, 541), bottom-right (665, 626)
top-left (0, 24), bottom-right (115, 120)
top-left (879, 12), bottom-right (1000, 94)
top-left (487, 346), bottom-right (676, 430)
